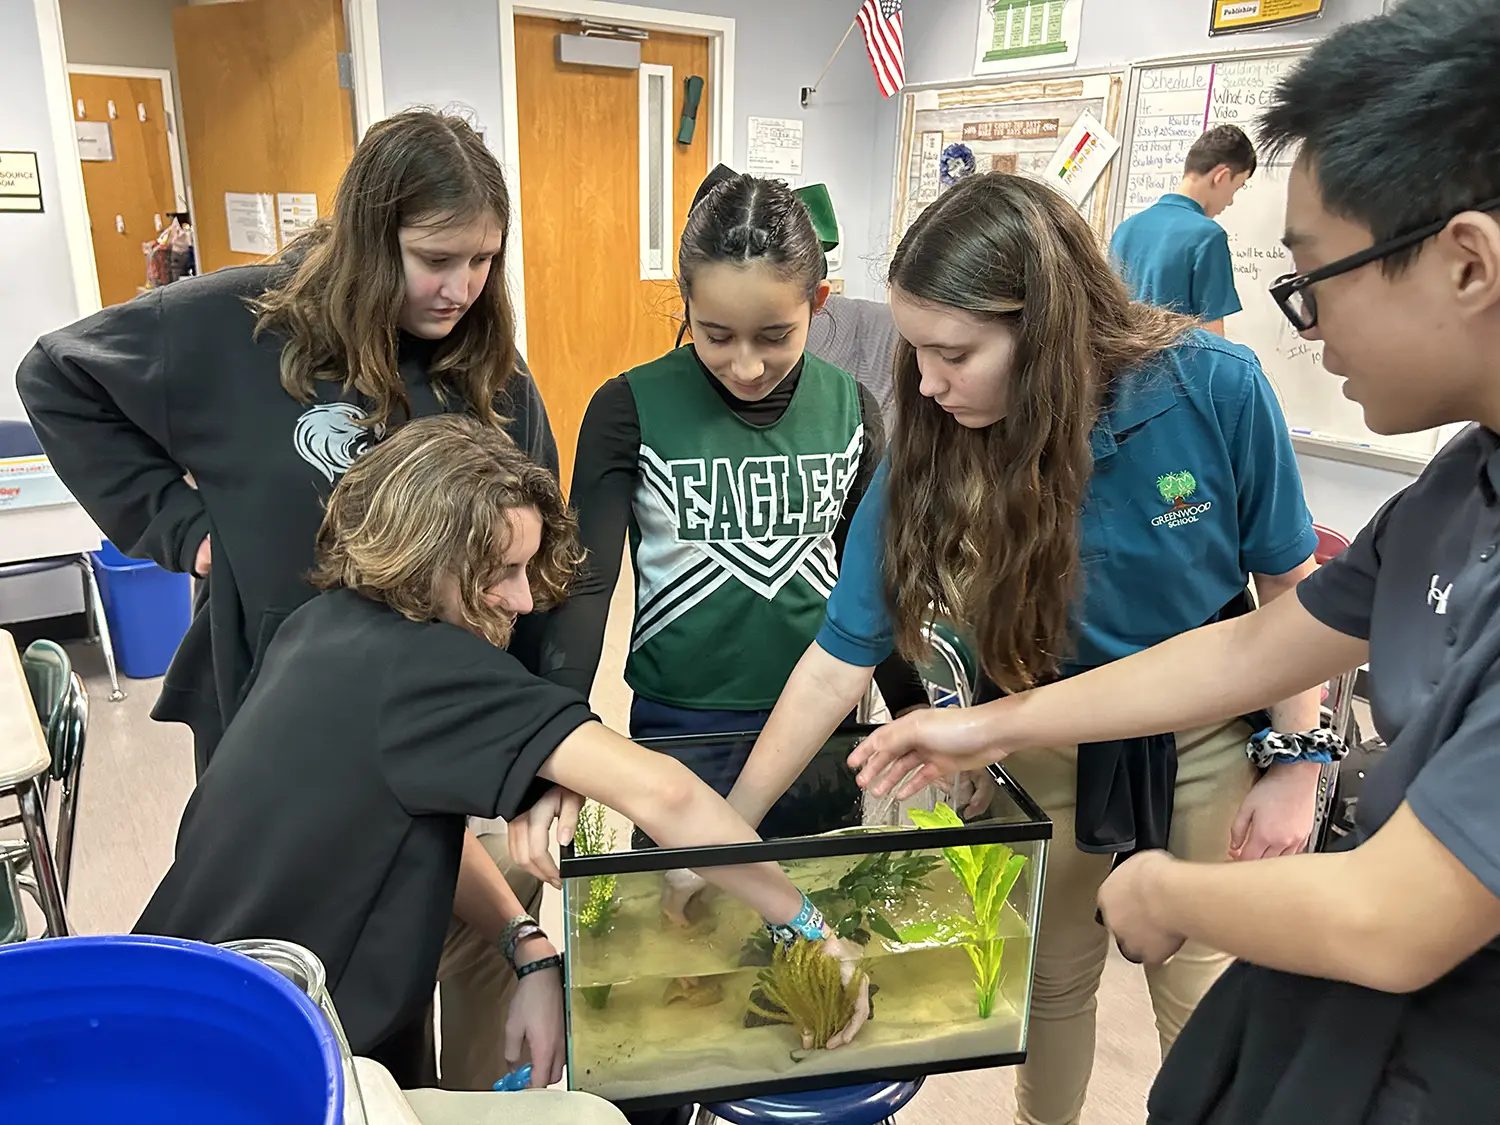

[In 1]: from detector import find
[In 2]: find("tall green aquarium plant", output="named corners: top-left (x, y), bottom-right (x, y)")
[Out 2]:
top-left (901, 803), bottom-right (1028, 1019)
top-left (573, 801), bottom-right (618, 1010)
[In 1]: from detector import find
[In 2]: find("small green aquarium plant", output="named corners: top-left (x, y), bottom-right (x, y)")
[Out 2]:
top-left (573, 801), bottom-right (618, 1010)
top-left (901, 802), bottom-right (1028, 1020)
top-left (746, 938), bottom-right (866, 1052)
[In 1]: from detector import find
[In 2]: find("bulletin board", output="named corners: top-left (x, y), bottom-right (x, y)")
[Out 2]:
top-left (889, 69), bottom-right (1126, 253)
top-left (1111, 46), bottom-right (1448, 470)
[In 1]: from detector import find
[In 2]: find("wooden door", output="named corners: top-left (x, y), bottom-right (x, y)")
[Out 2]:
top-left (515, 17), bottom-right (712, 485)
top-left (172, 0), bottom-right (356, 272)
top-left (68, 72), bottom-right (180, 308)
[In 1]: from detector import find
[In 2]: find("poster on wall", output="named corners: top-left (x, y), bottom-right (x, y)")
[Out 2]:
top-left (1209, 0), bottom-right (1324, 35)
top-left (974, 0), bottom-right (1083, 76)
top-left (890, 70), bottom-right (1125, 249)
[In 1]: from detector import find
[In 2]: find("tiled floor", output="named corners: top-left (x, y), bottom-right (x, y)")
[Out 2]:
top-left (22, 563), bottom-right (1193, 1124)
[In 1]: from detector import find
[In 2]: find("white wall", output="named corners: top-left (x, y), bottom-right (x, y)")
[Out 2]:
top-left (1, 0), bottom-right (87, 419)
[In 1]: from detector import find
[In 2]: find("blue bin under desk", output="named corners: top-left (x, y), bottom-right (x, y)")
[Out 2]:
top-left (92, 540), bottom-right (192, 679)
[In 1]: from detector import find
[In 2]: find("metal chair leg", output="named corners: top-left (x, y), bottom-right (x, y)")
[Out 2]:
top-left (17, 778), bottom-right (69, 937)
top-left (77, 557), bottom-right (124, 701)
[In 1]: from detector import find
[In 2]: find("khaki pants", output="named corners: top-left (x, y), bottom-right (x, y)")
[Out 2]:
top-left (434, 831), bottom-right (545, 1091)
top-left (1002, 720), bottom-right (1256, 1125)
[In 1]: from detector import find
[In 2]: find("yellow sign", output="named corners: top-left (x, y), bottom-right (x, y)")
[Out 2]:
top-left (1210, 0), bottom-right (1324, 35)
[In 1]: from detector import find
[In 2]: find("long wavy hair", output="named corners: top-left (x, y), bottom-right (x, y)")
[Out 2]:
top-left (253, 110), bottom-right (518, 430)
top-left (310, 415), bottom-right (581, 648)
top-left (884, 174), bottom-right (1192, 690)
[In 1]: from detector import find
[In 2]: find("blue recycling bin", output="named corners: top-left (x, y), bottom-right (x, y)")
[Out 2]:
top-left (91, 541), bottom-right (192, 679)
top-left (0, 934), bottom-right (343, 1123)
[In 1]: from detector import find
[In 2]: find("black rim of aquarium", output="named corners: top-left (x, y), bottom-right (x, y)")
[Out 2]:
top-left (593, 1052), bottom-right (1029, 1113)
top-left (560, 816), bottom-right (1051, 877)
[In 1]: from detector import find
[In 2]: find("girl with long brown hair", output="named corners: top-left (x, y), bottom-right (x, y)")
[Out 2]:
top-left (611, 172), bottom-right (1329, 1125)
top-left (17, 109), bottom-right (556, 1090)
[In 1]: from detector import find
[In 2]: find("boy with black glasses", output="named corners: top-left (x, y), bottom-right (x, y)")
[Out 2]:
top-left (847, 1), bottom-right (1500, 1119)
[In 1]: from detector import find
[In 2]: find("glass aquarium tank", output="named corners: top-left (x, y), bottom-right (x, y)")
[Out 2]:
top-left (560, 725), bottom-right (1052, 1112)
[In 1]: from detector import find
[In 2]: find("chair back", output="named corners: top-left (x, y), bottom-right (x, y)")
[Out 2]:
top-left (0, 420), bottom-right (44, 460)
top-left (22, 641), bottom-right (71, 764)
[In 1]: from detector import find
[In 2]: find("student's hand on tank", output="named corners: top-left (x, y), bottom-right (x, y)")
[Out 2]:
top-left (660, 868), bottom-right (709, 928)
top-left (1228, 761), bottom-right (1320, 862)
top-left (193, 535), bottom-right (212, 577)
top-left (848, 708), bottom-right (1000, 800)
top-left (1097, 851), bottom-right (1186, 966)
top-left (505, 937), bottom-right (565, 1088)
top-left (950, 769), bottom-right (1000, 819)
top-left (818, 935), bottom-right (871, 1050)
top-left (507, 785), bottom-right (583, 889)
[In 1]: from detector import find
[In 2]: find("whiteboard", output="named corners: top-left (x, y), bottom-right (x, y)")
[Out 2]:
top-left (1113, 48), bottom-right (1444, 469)
top-left (890, 69), bottom-right (1126, 252)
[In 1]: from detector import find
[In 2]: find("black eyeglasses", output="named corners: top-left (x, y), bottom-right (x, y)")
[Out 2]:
top-left (1270, 196), bottom-right (1500, 332)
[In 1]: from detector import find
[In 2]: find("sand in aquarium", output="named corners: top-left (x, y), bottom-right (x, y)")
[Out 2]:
top-left (567, 852), bottom-right (1035, 1104)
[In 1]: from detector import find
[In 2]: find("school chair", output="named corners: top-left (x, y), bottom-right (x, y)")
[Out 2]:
top-left (696, 1077), bottom-right (925, 1125)
top-left (0, 420), bottom-right (124, 702)
top-left (0, 640), bottom-right (91, 938)
top-left (1311, 524), bottom-right (1359, 852)
top-left (0, 631), bottom-right (69, 938)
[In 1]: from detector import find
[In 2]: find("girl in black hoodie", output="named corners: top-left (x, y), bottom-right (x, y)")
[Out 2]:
top-left (16, 108), bottom-right (556, 1091)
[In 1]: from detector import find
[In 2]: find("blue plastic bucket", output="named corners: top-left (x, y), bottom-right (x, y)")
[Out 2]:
top-left (91, 540), bottom-right (192, 679)
top-left (0, 934), bottom-right (343, 1124)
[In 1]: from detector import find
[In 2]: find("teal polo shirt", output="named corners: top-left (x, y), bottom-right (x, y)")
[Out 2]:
top-left (1110, 194), bottom-right (1243, 323)
top-left (816, 331), bottom-right (1317, 672)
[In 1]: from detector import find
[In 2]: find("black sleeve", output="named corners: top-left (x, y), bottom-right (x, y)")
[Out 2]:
top-left (378, 630), bottom-right (597, 820)
top-left (505, 352), bottom-right (560, 479)
top-left (537, 376), bottom-right (640, 697)
top-left (842, 384), bottom-right (928, 714)
top-left (17, 291), bottom-right (209, 573)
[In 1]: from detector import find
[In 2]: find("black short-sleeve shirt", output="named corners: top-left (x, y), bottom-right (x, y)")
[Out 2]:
top-left (135, 588), bottom-right (596, 1054)
top-left (1298, 425), bottom-right (1500, 913)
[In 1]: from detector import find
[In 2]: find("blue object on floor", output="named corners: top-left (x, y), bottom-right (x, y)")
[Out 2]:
top-left (494, 1063), bottom-right (533, 1091)
top-left (0, 934), bottom-right (343, 1124)
top-left (704, 1078), bottom-right (924, 1124)
top-left (91, 540), bottom-right (192, 679)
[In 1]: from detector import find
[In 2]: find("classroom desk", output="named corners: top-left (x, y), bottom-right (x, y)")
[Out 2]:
top-left (0, 629), bottom-right (68, 935)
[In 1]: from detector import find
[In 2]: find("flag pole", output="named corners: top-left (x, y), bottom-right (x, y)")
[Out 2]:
top-left (801, 15), bottom-right (861, 107)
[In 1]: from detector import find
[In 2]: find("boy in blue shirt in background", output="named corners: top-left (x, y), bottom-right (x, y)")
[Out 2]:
top-left (1111, 125), bottom-right (1257, 335)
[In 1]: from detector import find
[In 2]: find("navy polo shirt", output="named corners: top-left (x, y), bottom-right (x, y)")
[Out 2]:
top-left (817, 331), bottom-right (1317, 672)
top-left (1110, 195), bottom-right (1243, 323)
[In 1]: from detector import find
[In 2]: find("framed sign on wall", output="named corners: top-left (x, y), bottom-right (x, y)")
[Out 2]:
top-left (0, 151), bottom-right (43, 212)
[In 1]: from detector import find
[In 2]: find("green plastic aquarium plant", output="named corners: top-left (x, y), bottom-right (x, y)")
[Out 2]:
top-left (573, 801), bottom-right (618, 1010)
top-left (746, 938), bottom-right (866, 1051)
top-left (900, 802), bottom-right (1028, 1020)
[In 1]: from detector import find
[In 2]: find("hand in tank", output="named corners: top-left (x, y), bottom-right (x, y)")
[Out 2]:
top-left (819, 934), bottom-right (872, 1049)
top-left (660, 868), bottom-right (709, 928)
top-left (949, 769), bottom-right (999, 820)
top-left (507, 785), bottom-right (585, 889)
top-left (505, 935), bottom-right (566, 1087)
top-left (849, 707), bottom-right (1009, 799)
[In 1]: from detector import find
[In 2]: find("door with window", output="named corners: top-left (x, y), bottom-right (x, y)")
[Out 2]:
top-left (514, 16), bottom-right (712, 485)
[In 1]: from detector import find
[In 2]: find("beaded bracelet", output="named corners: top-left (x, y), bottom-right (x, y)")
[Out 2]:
top-left (499, 914), bottom-right (546, 966)
top-left (514, 953), bottom-right (563, 982)
top-left (1247, 727), bottom-right (1346, 770)
top-left (764, 892), bottom-right (826, 947)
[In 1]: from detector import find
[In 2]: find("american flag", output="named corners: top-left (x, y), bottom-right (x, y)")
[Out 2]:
top-left (856, 0), bottom-right (904, 99)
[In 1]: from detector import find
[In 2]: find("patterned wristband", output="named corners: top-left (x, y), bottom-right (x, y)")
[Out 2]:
top-left (1247, 728), bottom-right (1346, 770)
top-left (764, 891), bottom-right (826, 947)
top-left (499, 914), bottom-right (543, 965)
top-left (514, 953), bottom-right (563, 981)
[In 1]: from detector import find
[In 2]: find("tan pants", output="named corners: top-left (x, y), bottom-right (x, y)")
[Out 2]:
top-left (434, 831), bottom-right (545, 1091)
top-left (1002, 720), bottom-right (1257, 1125)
